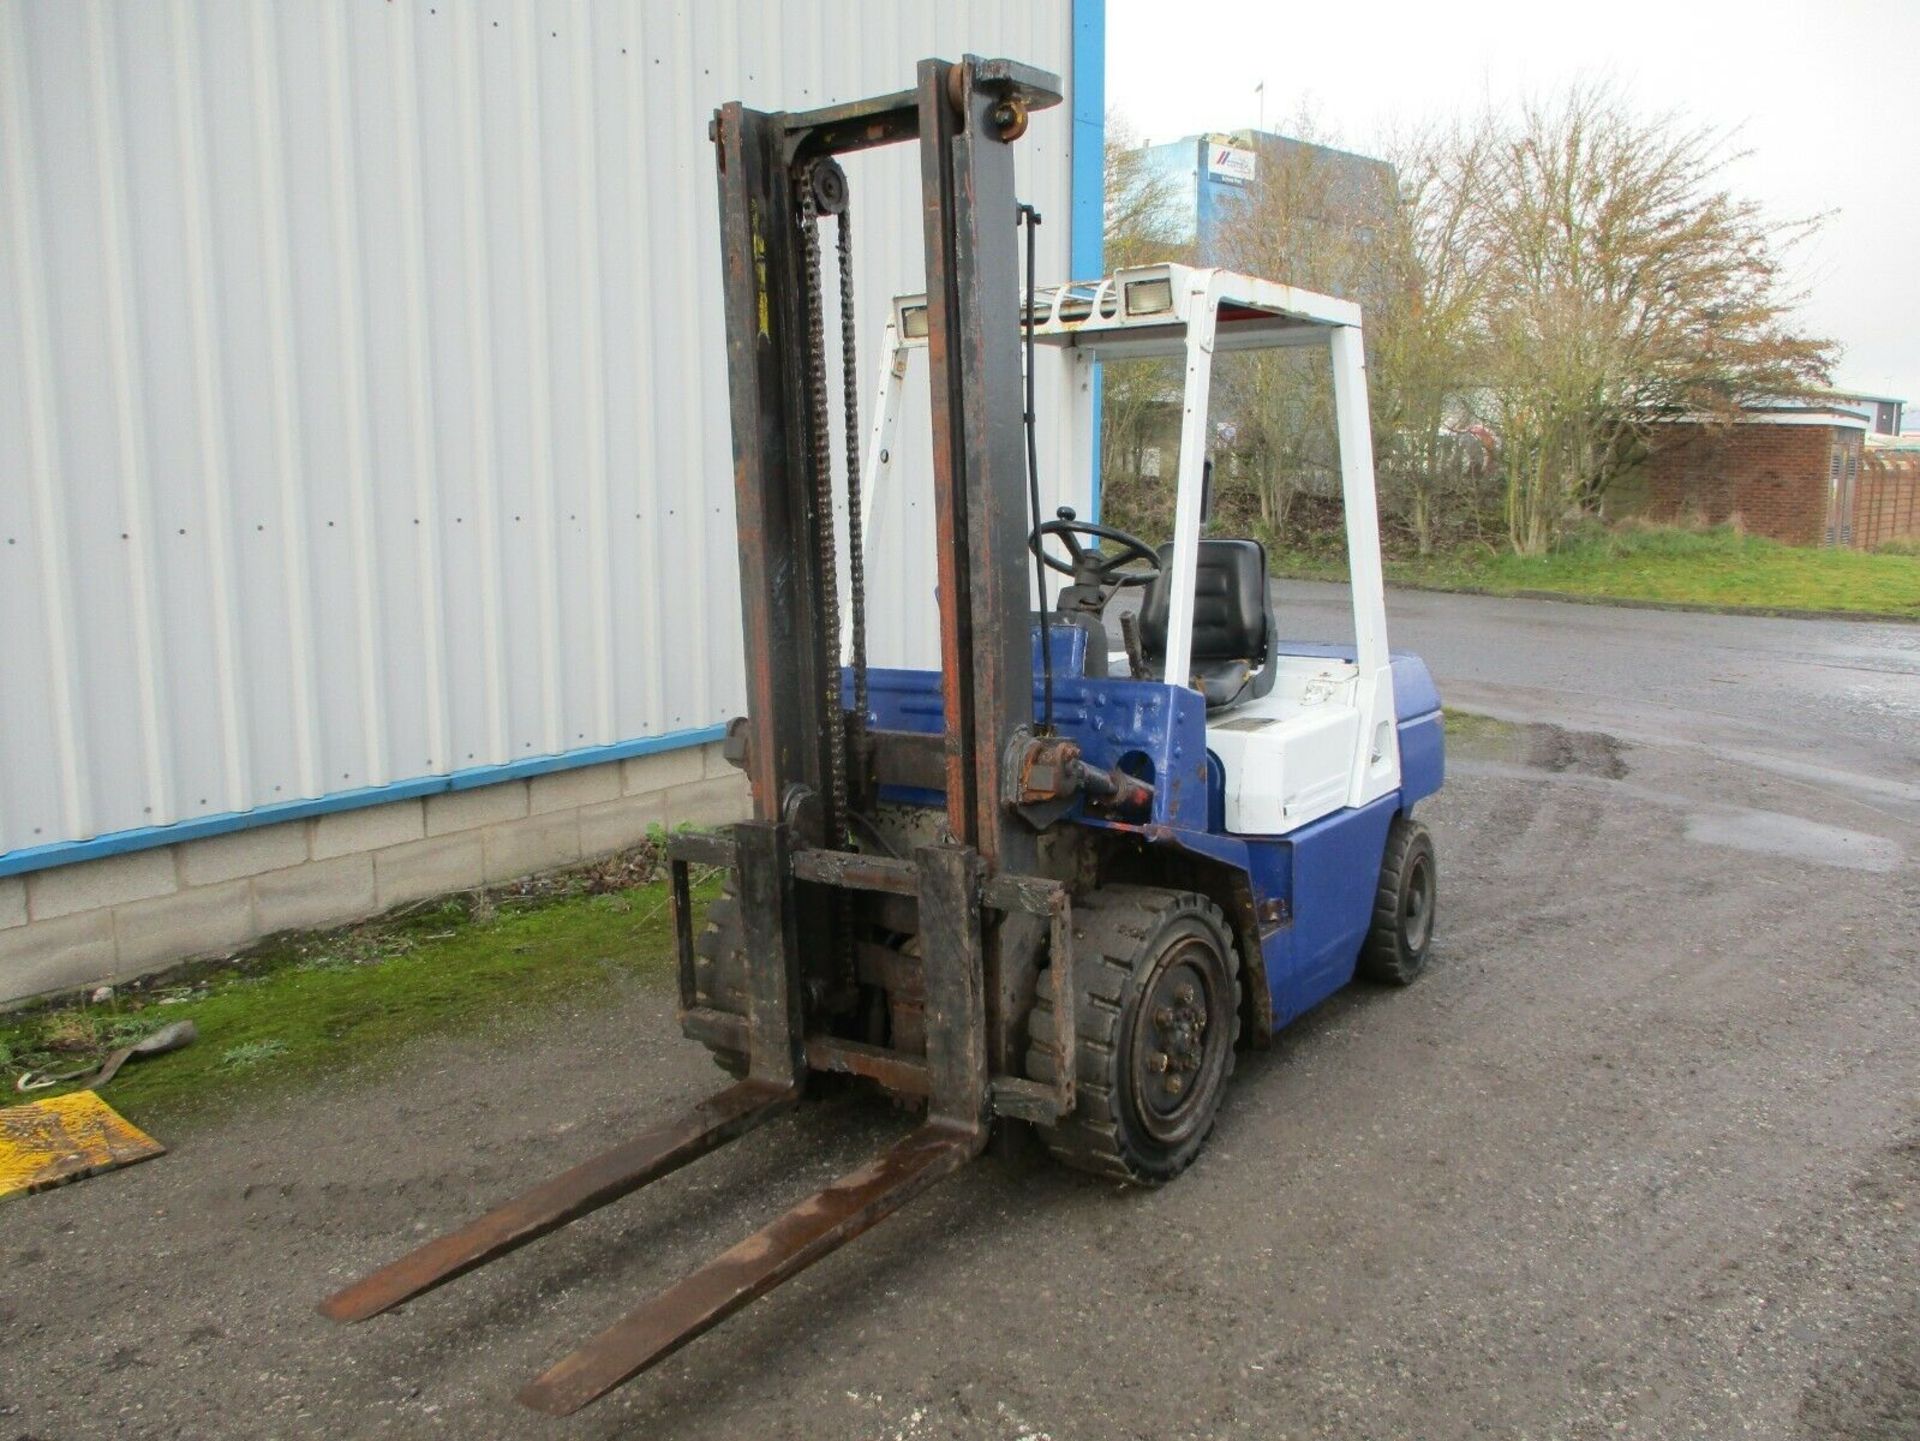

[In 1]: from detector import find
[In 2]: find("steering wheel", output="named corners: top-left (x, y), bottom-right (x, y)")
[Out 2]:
top-left (1029, 507), bottom-right (1163, 604)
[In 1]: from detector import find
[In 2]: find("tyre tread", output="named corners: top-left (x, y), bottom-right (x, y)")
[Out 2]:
top-left (1357, 815), bottom-right (1435, 987)
top-left (1027, 886), bottom-right (1242, 1184)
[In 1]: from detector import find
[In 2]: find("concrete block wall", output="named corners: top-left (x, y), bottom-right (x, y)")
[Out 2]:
top-left (0, 743), bottom-right (749, 1005)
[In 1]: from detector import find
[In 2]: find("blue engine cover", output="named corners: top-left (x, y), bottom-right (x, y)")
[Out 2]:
top-left (844, 626), bottom-right (1446, 1035)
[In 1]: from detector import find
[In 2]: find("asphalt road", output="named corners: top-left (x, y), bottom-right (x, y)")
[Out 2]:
top-left (5, 590), bottom-right (1917, 1441)
top-left (1273, 580), bottom-right (1920, 815)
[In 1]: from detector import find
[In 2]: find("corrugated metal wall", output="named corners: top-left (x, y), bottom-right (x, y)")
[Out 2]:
top-left (0, 0), bottom-right (1087, 864)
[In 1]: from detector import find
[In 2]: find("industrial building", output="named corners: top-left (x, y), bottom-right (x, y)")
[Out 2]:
top-left (1134, 126), bottom-right (1395, 261)
top-left (0, 0), bottom-right (1106, 1002)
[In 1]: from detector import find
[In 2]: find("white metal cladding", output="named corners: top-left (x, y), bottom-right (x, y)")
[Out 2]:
top-left (0, 0), bottom-right (1085, 859)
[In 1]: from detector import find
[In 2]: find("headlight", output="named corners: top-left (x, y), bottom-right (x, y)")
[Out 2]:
top-left (1124, 278), bottom-right (1173, 316)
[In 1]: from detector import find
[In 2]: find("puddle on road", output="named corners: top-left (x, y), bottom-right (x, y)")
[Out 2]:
top-left (1685, 809), bottom-right (1905, 873)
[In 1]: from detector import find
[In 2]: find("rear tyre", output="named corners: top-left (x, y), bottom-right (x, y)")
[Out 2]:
top-left (1028, 886), bottom-right (1241, 1185)
top-left (1357, 815), bottom-right (1436, 986)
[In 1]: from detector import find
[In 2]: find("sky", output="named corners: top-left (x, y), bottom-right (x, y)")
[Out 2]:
top-left (1106, 0), bottom-right (1920, 410)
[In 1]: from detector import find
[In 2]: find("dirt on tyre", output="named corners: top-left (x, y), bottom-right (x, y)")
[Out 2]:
top-left (1027, 885), bottom-right (1242, 1185)
top-left (1357, 814), bottom-right (1436, 986)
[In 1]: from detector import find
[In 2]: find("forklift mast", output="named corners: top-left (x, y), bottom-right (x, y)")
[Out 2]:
top-left (320, 57), bottom-right (1083, 1416)
top-left (721, 57), bottom-right (1052, 868)
top-left (714, 56), bottom-right (1060, 1116)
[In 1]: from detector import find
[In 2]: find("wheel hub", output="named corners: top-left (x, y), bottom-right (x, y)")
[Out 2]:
top-left (1403, 853), bottom-right (1434, 952)
top-left (1132, 952), bottom-right (1220, 1140)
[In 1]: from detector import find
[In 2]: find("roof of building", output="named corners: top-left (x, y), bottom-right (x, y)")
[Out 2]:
top-left (1647, 403), bottom-right (1870, 430)
top-left (1814, 387), bottom-right (1907, 406)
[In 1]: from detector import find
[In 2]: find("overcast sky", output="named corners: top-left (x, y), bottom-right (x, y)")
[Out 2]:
top-left (1107, 0), bottom-right (1920, 409)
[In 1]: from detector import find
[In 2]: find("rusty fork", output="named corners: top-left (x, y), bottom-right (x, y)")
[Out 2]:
top-left (317, 833), bottom-right (999, 1417)
top-left (518, 1121), bottom-right (981, 1416)
top-left (320, 1075), bottom-right (980, 1417)
top-left (317, 1080), bottom-right (800, 1325)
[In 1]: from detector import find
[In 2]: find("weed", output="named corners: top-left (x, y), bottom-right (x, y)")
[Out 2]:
top-left (40, 1010), bottom-right (102, 1054)
top-left (295, 928), bottom-right (416, 973)
top-left (104, 1014), bottom-right (168, 1046)
top-left (219, 1039), bottom-right (289, 1070)
top-left (1441, 709), bottom-right (1520, 749)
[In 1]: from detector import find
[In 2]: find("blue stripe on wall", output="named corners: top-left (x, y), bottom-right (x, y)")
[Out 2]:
top-left (0, 724), bottom-right (727, 879)
top-left (1070, 0), bottom-right (1106, 521)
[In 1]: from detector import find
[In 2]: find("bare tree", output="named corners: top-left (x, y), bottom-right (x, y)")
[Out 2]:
top-left (1105, 90), bottom-right (1830, 559)
top-left (1370, 123), bottom-right (1495, 553)
top-left (1212, 124), bottom-right (1395, 535)
top-left (1467, 87), bottom-right (1834, 553)
top-left (1103, 111), bottom-right (1187, 270)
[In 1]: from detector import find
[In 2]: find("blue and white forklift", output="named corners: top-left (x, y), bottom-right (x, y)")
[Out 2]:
top-left (864, 259), bottom-right (1447, 1178)
top-left (322, 58), bottom-right (1444, 1416)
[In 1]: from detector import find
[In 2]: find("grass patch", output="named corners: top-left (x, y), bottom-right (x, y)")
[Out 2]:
top-left (1272, 522), bottom-right (1920, 617)
top-left (1440, 708), bottom-right (1521, 755)
top-left (0, 839), bottom-right (718, 1129)
top-left (1263, 543), bottom-right (1351, 585)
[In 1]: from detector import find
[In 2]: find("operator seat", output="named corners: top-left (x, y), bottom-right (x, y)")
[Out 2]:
top-left (1136, 539), bottom-right (1278, 711)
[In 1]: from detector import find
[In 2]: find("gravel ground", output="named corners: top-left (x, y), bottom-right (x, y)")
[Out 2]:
top-left (4, 599), bottom-right (1916, 1441)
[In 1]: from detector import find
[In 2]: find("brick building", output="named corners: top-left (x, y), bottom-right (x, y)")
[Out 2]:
top-left (1639, 407), bottom-right (1884, 547)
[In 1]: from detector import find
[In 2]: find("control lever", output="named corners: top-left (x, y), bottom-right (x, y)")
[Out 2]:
top-left (1119, 610), bottom-right (1146, 680)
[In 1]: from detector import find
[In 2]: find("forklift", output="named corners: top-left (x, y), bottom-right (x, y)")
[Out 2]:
top-left (319, 56), bottom-right (1444, 1416)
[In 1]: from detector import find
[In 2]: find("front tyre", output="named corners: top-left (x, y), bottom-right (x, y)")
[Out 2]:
top-left (1357, 815), bottom-right (1436, 986)
top-left (1028, 887), bottom-right (1242, 1184)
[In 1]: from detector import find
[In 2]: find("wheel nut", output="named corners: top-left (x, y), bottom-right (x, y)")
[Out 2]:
top-left (1148, 1051), bottom-right (1169, 1073)
top-left (1166, 1074), bottom-right (1184, 1096)
top-left (1153, 1007), bottom-right (1173, 1028)
top-left (1174, 983), bottom-right (1196, 1006)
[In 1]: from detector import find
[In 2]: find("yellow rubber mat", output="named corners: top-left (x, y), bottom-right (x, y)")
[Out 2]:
top-left (0, 1089), bottom-right (165, 1201)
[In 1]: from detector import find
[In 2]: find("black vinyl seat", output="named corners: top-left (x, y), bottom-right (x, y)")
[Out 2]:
top-left (1136, 539), bottom-right (1278, 710)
